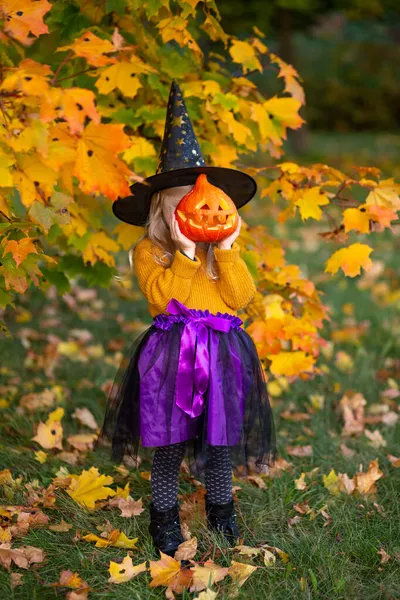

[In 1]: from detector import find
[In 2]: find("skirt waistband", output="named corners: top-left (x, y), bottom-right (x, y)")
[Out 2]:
top-left (153, 298), bottom-right (243, 332)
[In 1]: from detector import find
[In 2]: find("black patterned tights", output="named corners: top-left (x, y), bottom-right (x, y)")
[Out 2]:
top-left (151, 442), bottom-right (233, 510)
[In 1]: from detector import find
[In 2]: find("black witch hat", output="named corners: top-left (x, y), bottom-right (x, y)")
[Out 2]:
top-left (112, 80), bottom-right (257, 226)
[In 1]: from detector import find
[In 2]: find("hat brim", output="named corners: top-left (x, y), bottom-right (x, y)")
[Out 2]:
top-left (112, 166), bottom-right (257, 226)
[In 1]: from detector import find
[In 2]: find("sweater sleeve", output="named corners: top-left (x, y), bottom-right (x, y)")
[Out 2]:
top-left (133, 241), bottom-right (201, 312)
top-left (214, 241), bottom-right (257, 310)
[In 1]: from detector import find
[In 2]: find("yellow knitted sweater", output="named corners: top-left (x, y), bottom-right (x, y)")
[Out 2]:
top-left (133, 237), bottom-right (256, 318)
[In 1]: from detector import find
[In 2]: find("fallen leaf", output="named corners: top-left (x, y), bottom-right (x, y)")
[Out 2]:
top-left (190, 560), bottom-right (229, 592)
top-left (67, 466), bottom-right (116, 509)
top-left (108, 555), bottom-right (147, 583)
top-left (174, 537), bottom-right (198, 561)
top-left (228, 560), bottom-right (258, 586)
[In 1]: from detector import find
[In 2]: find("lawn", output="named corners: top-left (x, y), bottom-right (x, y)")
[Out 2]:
top-left (0, 134), bottom-right (399, 599)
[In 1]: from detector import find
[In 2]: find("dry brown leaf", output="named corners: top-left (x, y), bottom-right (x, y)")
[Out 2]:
top-left (294, 472), bottom-right (307, 490)
top-left (174, 537), bottom-right (198, 561)
top-left (56, 451), bottom-right (79, 465)
top-left (71, 407), bottom-right (98, 430)
top-left (353, 459), bottom-right (383, 496)
top-left (245, 475), bottom-right (267, 489)
top-left (340, 443), bottom-right (356, 457)
top-left (364, 429), bottom-right (386, 449)
top-left (293, 501), bottom-right (311, 515)
top-left (337, 472), bottom-right (356, 495)
top-left (280, 410), bottom-right (311, 421)
top-left (387, 454), bottom-right (400, 467)
top-left (286, 445), bottom-right (313, 457)
top-left (67, 433), bottom-right (97, 452)
top-left (108, 496), bottom-right (144, 518)
top-left (339, 392), bottom-right (366, 436)
top-left (49, 520), bottom-right (73, 532)
top-left (377, 548), bottom-right (391, 564)
top-left (18, 388), bottom-right (56, 412)
top-left (0, 543), bottom-right (45, 571)
top-left (193, 589), bottom-right (218, 600)
top-left (10, 572), bottom-right (24, 588)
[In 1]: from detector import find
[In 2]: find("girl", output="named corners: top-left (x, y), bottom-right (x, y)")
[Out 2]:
top-left (95, 81), bottom-right (277, 558)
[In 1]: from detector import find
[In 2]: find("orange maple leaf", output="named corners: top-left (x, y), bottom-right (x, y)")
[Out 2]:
top-left (73, 123), bottom-right (133, 200)
top-left (0, 0), bottom-right (51, 46)
top-left (2, 237), bottom-right (38, 266)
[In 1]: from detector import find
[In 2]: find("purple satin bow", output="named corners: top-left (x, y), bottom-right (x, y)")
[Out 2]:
top-left (155, 298), bottom-right (242, 418)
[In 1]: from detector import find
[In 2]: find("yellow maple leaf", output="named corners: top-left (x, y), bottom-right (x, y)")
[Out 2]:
top-left (83, 529), bottom-right (138, 548)
top-left (325, 243), bottom-right (373, 278)
top-left (210, 143), bottom-right (238, 168)
top-left (114, 222), bottom-right (144, 251)
top-left (250, 103), bottom-right (282, 146)
top-left (14, 154), bottom-right (58, 207)
top-left (34, 450), bottom-right (48, 463)
top-left (322, 469), bottom-right (341, 496)
top-left (263, 96), bottom-right (305, 130)
top-left (158, 16), bottom-right (202, 58)
top-left (96, 62), bottom-right (143, 98)
top-left (108, 555), bottom-right (147, 583)
top-left (123, 136), bottom-right (156, 163)
top-left (229, 40), bottom-right (262, 73)
top-left (0, 151), bottom-right (16, 187)
top-left (58, 31), bottom-right (115, 67)
top-left (228, 560), bottom-right (258, 587)
top-left (67, 466), bottom-right (116, 509)
top-left (267, 351), bottom-right (315, 377)
top-left (0, 0), bottom-right (51, 46)
top-left (365, 178), bottom-right (400, 210)
top-left (295, 187), bottom-right (330, 221)
top-left (270, 52), bottom-right (305, 104)
top-left (342, 207), bottom-right (370, 233)
top-left (32, 420), bottom-right (63, 450)
top-left (82, 231), bottom-right (120, 267)
top-left (48, 407), bottom-right (65, 422)
top-left (190, 560), bottom-right (229, 592)
top-left (219, 110), bottom-right (252, 145)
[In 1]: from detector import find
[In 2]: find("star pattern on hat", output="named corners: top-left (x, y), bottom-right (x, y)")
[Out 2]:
top-left (156, 80), bottom-right (206, 174)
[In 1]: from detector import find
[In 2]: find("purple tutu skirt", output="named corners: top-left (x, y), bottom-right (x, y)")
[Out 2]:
top-left (95, 298), bottom-right (277, 476)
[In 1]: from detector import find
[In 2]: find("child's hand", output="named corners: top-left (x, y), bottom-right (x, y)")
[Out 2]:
top-left (170, 212), bottom-right (196, 258)
top-left (216, 216), bottom-right (241, 250)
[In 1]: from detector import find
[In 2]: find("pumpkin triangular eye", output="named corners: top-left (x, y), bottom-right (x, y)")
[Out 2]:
top-left (202, 203), bottom-right (210, 210)
top-left (218, 205), bottom-right (224, 211)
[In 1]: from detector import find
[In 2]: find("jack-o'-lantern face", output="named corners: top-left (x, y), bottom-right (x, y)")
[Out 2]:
top-left (174, 174), bottom-right (238, 243)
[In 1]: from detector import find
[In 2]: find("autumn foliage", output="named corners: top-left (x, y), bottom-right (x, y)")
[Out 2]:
top-left (0, 0), bottom-right (399, 383)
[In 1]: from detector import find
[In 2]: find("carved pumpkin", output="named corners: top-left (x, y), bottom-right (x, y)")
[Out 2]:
top-left (174, 174), bottom-right (239, 243)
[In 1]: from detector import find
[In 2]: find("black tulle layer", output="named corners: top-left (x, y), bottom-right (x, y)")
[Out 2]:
top-left (94, 322), bottom-right (277, 479)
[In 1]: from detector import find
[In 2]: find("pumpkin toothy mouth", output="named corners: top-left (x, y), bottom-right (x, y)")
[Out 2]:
top-left (176, 210), bottom-right (236, 230)
top-left (177, 202), bottom-right (237, 230)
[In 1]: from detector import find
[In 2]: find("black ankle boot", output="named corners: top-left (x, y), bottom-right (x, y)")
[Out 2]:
top-left (205, 494), bottom-right (240, 544)
top-left (148, 501), bottom-right (185, 557)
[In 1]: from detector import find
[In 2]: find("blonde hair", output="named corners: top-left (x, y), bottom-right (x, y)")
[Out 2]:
top-left (128, 187), bottom-right (219, 280)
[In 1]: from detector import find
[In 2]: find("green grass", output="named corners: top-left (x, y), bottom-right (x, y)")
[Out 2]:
top-left (0, 136), bottom-right (399, 598)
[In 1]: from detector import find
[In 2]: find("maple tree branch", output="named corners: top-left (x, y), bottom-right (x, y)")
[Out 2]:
top-left (0, 98), bottom-right (10, 128)
top-left (51, 50), bottom-right (74, 85)
top-left (0, 211), bottom-right (12, 223)
top-left (55, 68), bottom-right (96, 84)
